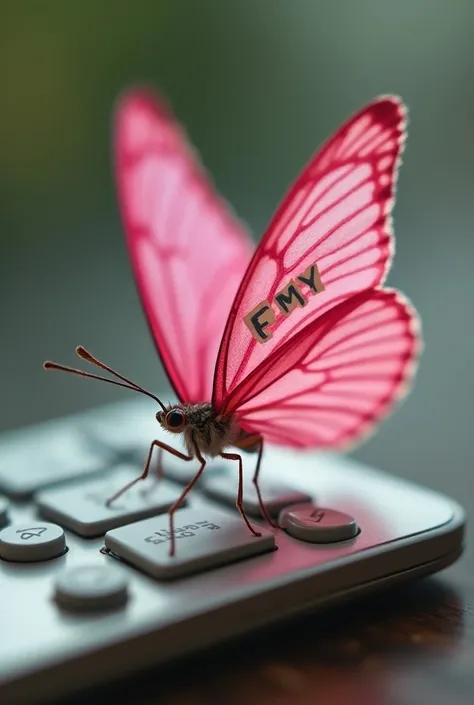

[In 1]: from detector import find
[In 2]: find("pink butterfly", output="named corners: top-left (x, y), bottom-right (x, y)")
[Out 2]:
top-left (45, 88), bottom-right (421, 556)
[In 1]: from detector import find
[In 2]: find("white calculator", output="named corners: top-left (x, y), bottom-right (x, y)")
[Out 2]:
top-left (0, 398), bottom-right (465, 705)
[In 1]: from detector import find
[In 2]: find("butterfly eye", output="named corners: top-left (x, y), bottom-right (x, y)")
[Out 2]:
top-left (165, 409), bottom-right (186, 430)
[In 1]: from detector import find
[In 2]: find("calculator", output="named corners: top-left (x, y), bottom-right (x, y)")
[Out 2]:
top-left (0, 397), bottom-right (465, 705)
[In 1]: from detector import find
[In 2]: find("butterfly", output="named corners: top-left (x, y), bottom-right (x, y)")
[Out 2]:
top-left (44, 87), bottom-right (422, 556)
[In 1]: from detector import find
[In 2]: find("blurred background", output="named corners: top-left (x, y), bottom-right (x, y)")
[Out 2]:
top-left (1, 1), bottom-right (473, 502)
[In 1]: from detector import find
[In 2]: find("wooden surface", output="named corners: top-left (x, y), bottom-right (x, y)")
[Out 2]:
top-left (77, 489), bottom-right (472, 705)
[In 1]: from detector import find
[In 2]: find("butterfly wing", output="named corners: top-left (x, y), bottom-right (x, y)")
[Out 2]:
top-left (213, 96), bottom-right (406, 407)
top-left (114, 88), bottom-right (253, 403)
top-left (225, 288), bottom-right (421, 449)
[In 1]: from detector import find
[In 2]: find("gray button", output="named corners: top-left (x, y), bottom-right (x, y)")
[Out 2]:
top-left (0, 421), bottom-right (108, 499)
top-left (279, 504), bottom-right (359, 543)
top-left (0, 522), bottom-right (66, 562)
top-left (161, 456), bottom-right (226, 486)
top-left (82, 399), bottom-right (161, 455)
top-left (0, 496), bottom-right (9, 528)
top-left (54, 565), bottom-right (129, 611)
top-left (37, 467), bottom-right (187, 537)
top-left (105, 507), bottom-right (275, 580)
top-left (161, 461), bottom-right (199, 485)
top-left (202, 473), bottom-right (312, 518)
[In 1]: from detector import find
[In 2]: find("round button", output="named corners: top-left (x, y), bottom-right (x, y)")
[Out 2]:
top-left (279, 503), bottom-right (359, 543)
top-left (54, 565), bottom-right (129, 611)
top-left (0, 496), bottom-right (9, 528)
top-left (0, 522), bottom-right (66, 562)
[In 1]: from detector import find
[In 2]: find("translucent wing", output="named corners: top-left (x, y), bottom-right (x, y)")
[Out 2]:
top-left (213, 96), bottom-right (406, 407)
top-left (223, 289), bottom-right (421, 449)
top-left (114, 88), bottom-right (253, 403)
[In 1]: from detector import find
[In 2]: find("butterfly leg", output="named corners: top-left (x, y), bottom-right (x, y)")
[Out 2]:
top-left (220, 451), bottom-right (262, 538)
top-left (167, 447), bottom-right (206, 557)
top-left (234, 434), bottom-right (278, 529)
top-left (105, 440), bottom-right (192, 507)
top-left (139, 446), bottom-right (164, 498)
top-left (252, 438), bottom-right (279, 529)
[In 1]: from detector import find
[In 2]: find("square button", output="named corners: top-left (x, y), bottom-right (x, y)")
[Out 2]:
top-left (202, 472), bottom-right (312, 518)
top-left (37, 467), bottom-right (186, 537)
top-left (160, 454), bottom-right (227, 486)
top-left (105, 507), bottom-right (275, 580)
top-left (0, 420), bottom-right (108, 499)
top-left (81, 399), bottom-right (164, 455)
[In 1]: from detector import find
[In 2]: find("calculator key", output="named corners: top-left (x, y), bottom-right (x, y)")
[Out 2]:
top-left (0, 496), bottom-right (9, 528)
top-left (202, 473), bottom-right (312, 518)
top-left (37, 467), bottom-right (187, 537)
top-left (161, 455), bottom-right (226, 486)
top-left (0, 522), bottom-right (66, 562)
top-left (0, 421), bottom-right (108, 498)
top-left (279, 504), bottom-right (359, 543)
top-left (82, 399), bottom-right (161, 455)
top-left (105, 507), bottom-right (275, 580)
top-left (54, 565), bottom-right (129, 611)
top-left (161, 461), bottom-right (200, 485)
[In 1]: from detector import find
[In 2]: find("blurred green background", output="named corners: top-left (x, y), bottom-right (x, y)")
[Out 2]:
top-left (1, 1), bottom-right (473, 499)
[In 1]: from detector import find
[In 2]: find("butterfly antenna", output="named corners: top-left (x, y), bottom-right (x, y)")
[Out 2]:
top-left (75, 346), bottom-right (167, 411)
top-left (77, 346), bottom-right (145, 390)
top-left (43, 351), bottom-right (167, 411)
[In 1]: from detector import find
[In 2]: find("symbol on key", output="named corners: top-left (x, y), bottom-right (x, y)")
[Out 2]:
top-left (196, 521), bottom-right (220, 531)
top-left (309, 509), bottom-right (326, 523)
top-left (15, 527), bottom-right (48, 540)
top-left (279, 503), bottom-right (359, 544)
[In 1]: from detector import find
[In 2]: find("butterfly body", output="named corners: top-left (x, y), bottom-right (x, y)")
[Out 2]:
top-left (157, 402), bottom-right (239, 458)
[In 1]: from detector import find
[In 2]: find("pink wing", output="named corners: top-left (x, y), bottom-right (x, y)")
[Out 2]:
top-left (224, 289), bottom-right (421, 449)
top-left (114, 88), bottom-right (253, 403)
top-left (213, 96), bottom-right (406, 407)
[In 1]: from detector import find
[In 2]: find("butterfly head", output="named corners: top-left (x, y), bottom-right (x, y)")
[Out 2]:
top-left (156, 405), bottom-right (187, 434)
